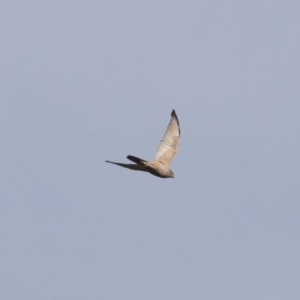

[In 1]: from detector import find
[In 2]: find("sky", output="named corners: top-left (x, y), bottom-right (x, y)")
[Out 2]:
top-left (1, 1), bottom-right (300, 299)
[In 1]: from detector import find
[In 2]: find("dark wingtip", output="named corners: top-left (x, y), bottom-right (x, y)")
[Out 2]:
top-left (171, 109), bottom-right (178, 120)
top-left (171, 109), bottom-right (180, 135)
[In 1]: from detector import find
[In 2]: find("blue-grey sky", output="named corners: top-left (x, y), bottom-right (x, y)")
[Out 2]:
top-left (1, 2), bottom-right (300, 299)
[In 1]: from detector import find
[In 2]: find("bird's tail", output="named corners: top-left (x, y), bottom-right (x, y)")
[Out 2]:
top-left (127, 155), bottom-right (147, 165)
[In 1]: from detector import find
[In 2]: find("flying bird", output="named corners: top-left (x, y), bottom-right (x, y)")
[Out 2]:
top-left (105, 109), bottom-right (180, 178)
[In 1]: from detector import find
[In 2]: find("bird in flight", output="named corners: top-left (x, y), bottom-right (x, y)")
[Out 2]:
top-left (105, 109), bottom-right (180, 178)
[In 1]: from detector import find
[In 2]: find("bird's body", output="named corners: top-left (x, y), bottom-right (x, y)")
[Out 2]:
top-left (106, 109), bottom-right (180, 179)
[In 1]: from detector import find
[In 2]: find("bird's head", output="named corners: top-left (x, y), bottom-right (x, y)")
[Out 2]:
top-left (169, 170), bottom-right (175, 179)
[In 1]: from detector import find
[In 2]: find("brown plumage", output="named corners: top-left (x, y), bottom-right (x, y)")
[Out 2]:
top-left (105, 109), bottom-right (180, 178)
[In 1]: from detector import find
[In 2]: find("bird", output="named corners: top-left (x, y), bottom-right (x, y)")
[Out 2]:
top-left (105, 109), bottom-right (180, 178)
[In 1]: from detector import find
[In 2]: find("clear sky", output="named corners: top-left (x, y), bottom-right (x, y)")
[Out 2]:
top-left (1, 1), bottom-right (300, 299)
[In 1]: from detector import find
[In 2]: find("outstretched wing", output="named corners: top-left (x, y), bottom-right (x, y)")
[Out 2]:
top-left (127, 155), bottom-right (148, 165)
top-left (153, 109), bottom-right (180, 167)
top-left (105, 160), bottom-right (147, 172)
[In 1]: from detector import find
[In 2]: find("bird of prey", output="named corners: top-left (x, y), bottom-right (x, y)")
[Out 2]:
top-left (105, 109), bottom-right (180, 178)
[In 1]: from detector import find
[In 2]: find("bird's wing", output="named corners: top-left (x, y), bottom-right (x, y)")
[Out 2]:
top-left (127, 155), bottom-right (148, 165)
top-left (153, 110), bottom-right (180, 167)
top-left (105, 161), bottom-right (147, 172)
